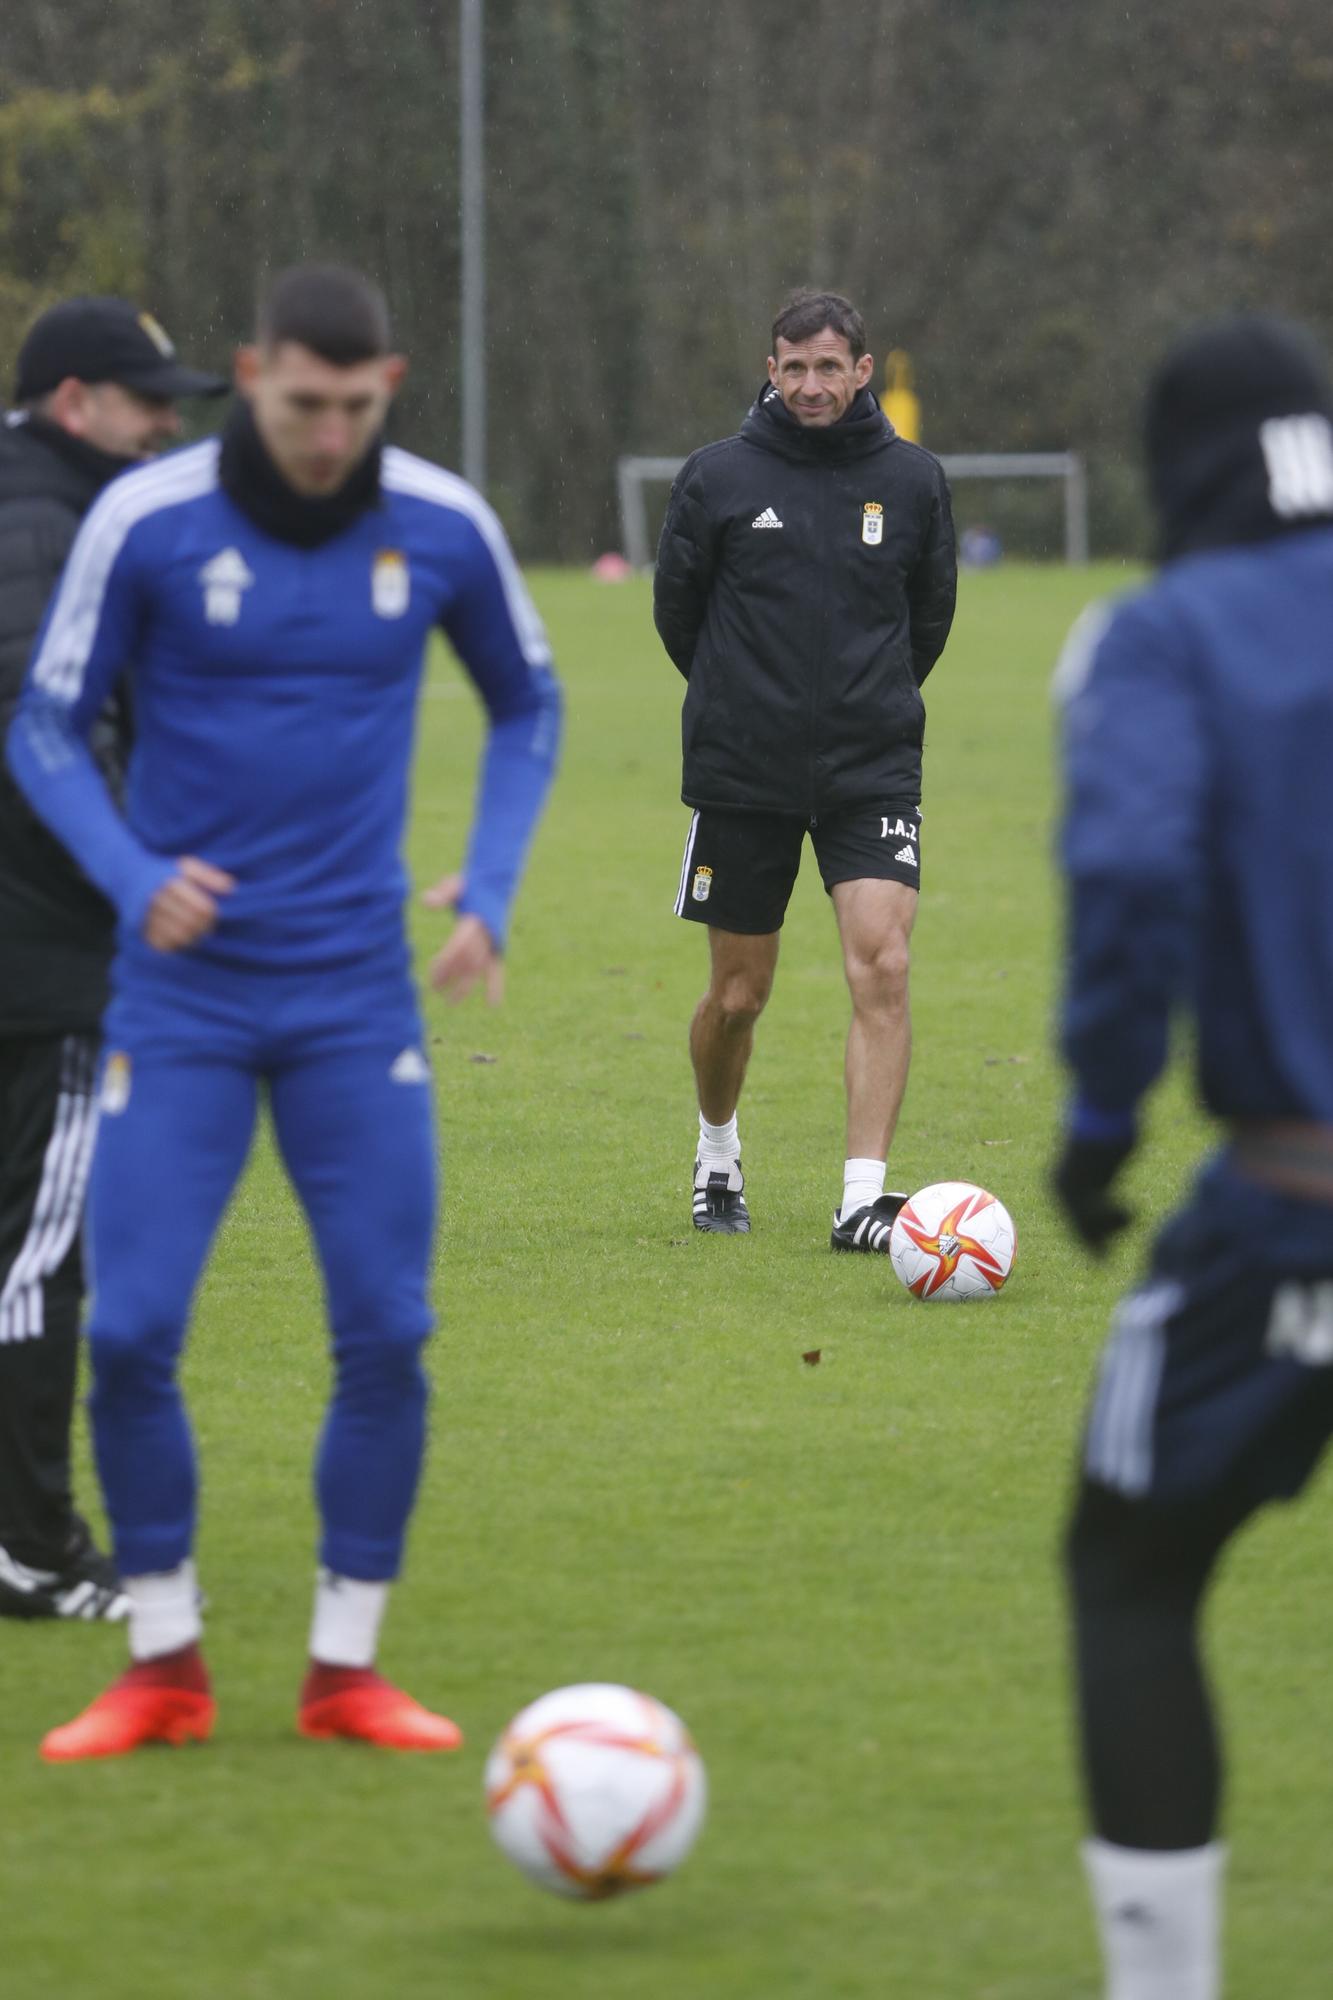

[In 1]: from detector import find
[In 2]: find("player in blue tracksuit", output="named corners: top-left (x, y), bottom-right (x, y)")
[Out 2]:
top-left (1051, 317), bottom-right (1333, 2000)
top-left (6, 265), bottom-right (561, 1760)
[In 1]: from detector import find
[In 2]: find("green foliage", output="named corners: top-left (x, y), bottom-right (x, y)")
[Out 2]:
top-left (3, 3), bottom-right (1333, 554)
top-left (1, 568), bottom-right (1328, 1997)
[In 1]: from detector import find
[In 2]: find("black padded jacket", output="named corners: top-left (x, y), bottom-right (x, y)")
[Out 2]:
top-left (0, 414), bottom-right (132, 1034)
top-left (654, 385), bottom-right (956, 816)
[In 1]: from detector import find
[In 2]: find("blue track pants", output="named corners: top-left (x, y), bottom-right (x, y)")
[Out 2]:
top-left (86, 958), bottom-right (437, 1581)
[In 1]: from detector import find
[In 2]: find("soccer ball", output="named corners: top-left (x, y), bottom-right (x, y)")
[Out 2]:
top-left (485, 1683), bottom-right (707, 1900)
top-left (889, 1180), bottom-right (1017, 1300)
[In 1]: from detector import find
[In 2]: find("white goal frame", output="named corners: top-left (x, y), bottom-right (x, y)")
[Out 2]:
top-left (616, 449), bottom-right (1089, 568)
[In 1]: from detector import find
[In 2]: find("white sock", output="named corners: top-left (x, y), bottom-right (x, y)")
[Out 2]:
top-left (126, 1560), bottom-right (202, 1662)
top-left (841, 1157), bottom-right (886, 1219)
top-left (309, 1567), bottom-right (390, 1668)
top-left (1083, 1839), bottom-right (1225, 2000)
top-left (698, 1112), bottom-right (740, 1168)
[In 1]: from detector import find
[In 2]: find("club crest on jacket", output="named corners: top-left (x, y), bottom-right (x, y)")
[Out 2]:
top-left (372, 549), bottom-right (410, 618)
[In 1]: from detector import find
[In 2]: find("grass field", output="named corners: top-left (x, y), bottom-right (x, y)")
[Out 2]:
top-left (3, 564), bottom-right (1329, 1999)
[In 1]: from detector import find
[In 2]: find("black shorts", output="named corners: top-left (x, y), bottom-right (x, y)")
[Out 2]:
top-left (1082, 1155), bottom-right (1333, 1508)
top-left (673, 802), bottom-right (921, 933)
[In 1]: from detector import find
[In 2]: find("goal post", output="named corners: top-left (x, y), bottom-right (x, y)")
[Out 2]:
top-left (616, 449), bottom-right (1089, 568)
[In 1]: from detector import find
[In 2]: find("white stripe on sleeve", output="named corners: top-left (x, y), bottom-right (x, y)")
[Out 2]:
top-left (380, 447), bottom-right (552, 668)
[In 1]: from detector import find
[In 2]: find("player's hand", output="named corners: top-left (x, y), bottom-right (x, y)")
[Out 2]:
top-left (1051, 1132), bottom-right (1136, 1255)
top-left (422, 873), bottom-right (504, 1004)
top-left (143, 856), bottom-right (236, 953)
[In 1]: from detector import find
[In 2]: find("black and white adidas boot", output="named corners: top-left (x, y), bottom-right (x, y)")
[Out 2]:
top-left (0, 1535), bottom-right (130, 1622)
top-left (830, 1192), bottom-right (909, 1253)
top-left (692, 1157), bottom-right (751, 1234)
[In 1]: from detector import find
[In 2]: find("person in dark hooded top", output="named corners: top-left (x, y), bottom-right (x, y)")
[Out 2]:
top-left (654, 289), bottom-right (956, 1248)
top-left (1052, 313), bottom-right (1333, 2000)
top-left (0, 297), bottom-right (226, 1624)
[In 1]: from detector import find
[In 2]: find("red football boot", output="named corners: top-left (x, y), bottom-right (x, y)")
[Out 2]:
top-left (41, 1646), bottom-right (215, 1763)
top-left (298, 1663), bottom-right (463, 1751)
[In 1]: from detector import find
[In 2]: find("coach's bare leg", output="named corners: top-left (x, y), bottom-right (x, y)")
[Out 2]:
top-left (690, 927), bottom-right (780, 1122)
top-left (831, 879), bottom-right (917, 1160)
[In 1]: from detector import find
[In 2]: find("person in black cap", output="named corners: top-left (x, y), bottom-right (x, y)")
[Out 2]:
top-left (0, 296), bottom-right (226, 1622)
top-left (1050, 313), bottom-right (1333, 2000)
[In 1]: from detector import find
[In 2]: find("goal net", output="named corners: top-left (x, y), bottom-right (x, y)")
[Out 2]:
top-left (616, 451), bottom-right (1088, 568)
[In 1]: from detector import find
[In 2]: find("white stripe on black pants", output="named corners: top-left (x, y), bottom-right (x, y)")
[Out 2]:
top-left (674, 811), bottom-right (701, 915)
top-left (0, 1032), bottom-right (100, 1567)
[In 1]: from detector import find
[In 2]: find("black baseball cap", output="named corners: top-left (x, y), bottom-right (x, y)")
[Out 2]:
top-left (13, 297), bottom-right (228, 403)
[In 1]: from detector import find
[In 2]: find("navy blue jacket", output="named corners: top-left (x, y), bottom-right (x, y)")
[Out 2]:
top-left (1059, 524), bottom-right (1333, 1120)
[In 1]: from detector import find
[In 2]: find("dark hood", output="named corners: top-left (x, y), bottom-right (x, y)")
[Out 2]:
top-left (1145, 314), bottom-right (1333, 561)
top-left (741, 383), bottom-right (896, 464)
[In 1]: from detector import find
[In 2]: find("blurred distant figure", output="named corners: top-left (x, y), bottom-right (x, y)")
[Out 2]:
top-left (959, 523), bottom-right (1003, 568)
top-left (882, 348), bottom-right (922, 443)
top-left (590, 550), bottom-right (632, 582)
top-left (1052, 314), bottom-right (1333, 2000)
top-left (654, 289), bottom-right (955, 1249)
top-left (0, 298), bottom-right (225, 1625)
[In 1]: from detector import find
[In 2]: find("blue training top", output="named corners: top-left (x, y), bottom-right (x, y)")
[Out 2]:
top-left (6, 439), bottom-right (561, 975)
top-left (1057, 523), bottom-right (1333, 1122)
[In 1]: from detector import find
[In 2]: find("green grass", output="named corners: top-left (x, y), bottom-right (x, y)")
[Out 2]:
top-left (3, 563), bottom-right (1329, 1998)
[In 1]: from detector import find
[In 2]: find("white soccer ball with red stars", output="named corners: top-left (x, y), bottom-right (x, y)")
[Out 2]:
top-left (484, 1683), bottom-right (707, 1900)
top-left (889, 1180), bottom-right (1017, 1300)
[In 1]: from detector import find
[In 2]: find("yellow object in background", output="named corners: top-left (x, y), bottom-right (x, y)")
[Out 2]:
top-left (884, 348), bottom-right (921, 442)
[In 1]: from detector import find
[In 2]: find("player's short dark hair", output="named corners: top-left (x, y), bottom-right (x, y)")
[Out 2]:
top-left (257, 264), bottom-right (393, 365)
top-left (771, 290), bottom-right (867, 362)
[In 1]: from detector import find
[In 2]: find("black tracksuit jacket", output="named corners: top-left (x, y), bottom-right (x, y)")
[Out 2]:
top-left (0, 415), bottom-right (132, 1035)
top-left (654, 385), bottom-right (956, 816)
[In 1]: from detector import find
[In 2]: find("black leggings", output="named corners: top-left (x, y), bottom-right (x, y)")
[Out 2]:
top-left (1065, 1478), bottom-right (1261, 1851)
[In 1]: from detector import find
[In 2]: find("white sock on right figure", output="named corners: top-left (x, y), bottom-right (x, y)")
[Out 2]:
top-left (1083, 1838), bottom-right (1225, 2000)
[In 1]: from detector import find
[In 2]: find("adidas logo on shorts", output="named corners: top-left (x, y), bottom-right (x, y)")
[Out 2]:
top-left (751, 507), bottom-right (784, 529)
top-left (895, 843), bottom-right (917, 865)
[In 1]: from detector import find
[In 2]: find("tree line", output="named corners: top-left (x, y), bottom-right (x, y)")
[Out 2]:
top-left (2, 0), bottom-right (1330, 558)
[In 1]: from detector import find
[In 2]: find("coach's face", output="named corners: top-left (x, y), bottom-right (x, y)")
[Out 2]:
top-left (235, 341), bottom-right (407, 495)
top-left (767, 327), bottom-right (874, 427)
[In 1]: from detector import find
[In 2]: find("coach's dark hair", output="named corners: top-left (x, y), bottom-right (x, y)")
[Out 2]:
top-left (771, 289), bottom-right (867, 362)
top-left (257, 264), bottom-right (393, 364)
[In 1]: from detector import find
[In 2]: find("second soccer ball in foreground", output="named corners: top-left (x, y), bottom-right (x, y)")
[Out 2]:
top-left (889, 1181), bottom-right (1017, 1300)
top-left (485, 1682), bottom-right (707, 1899)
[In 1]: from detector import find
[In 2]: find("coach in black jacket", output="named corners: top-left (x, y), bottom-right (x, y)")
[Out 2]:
top-left (0, 298), bottom-right (224, 1620)
top-left (654, 289), bottom-right (956, 1247)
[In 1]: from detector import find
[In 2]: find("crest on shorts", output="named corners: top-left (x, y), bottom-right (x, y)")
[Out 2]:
top-left (101, 1051), bottom-right (131, 1115)
top-left (691, 865), bottom-right (713, 903)
top-left (862, 501), bottom-right (884, 546)
top-left (372, 550), bottom-right (410, 619)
